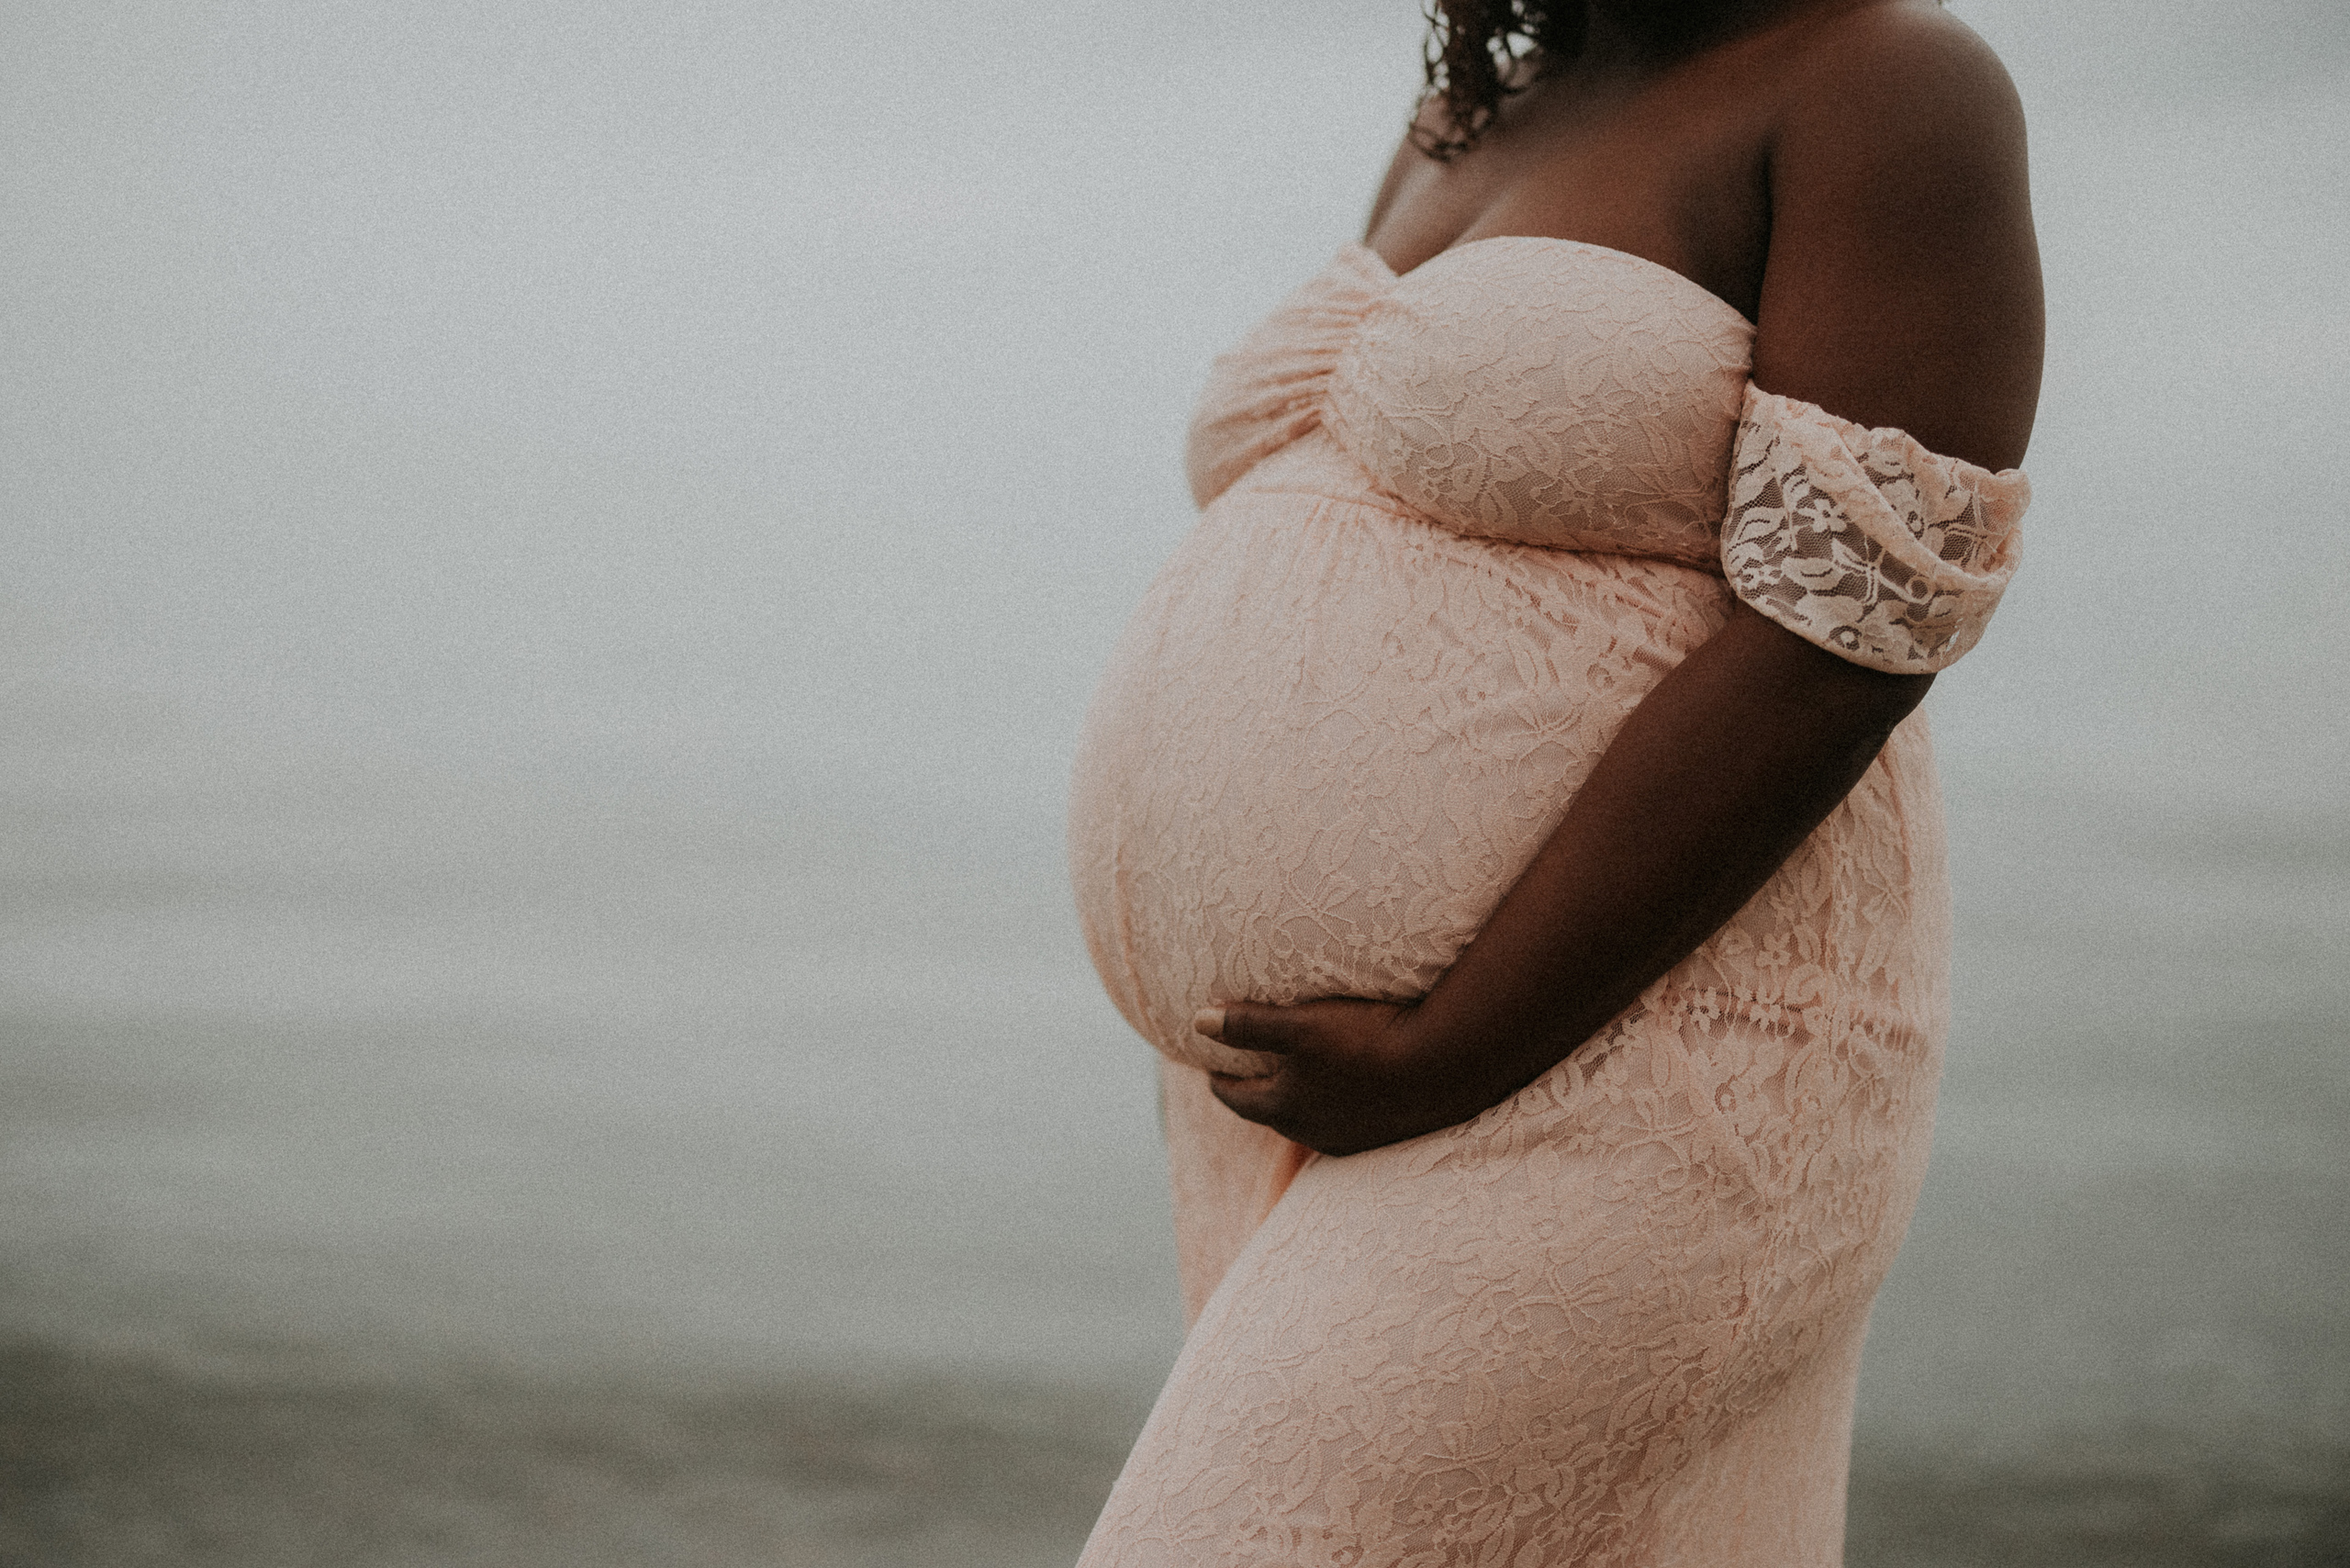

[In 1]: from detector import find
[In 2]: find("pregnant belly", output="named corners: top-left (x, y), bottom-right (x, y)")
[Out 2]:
top-left (1069, 480), bottom-right (1733, 1077)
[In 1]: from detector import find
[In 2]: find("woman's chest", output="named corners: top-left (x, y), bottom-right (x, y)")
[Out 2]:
top-left (1186, 239), bottom-right (1756, 566)
top-left (1365, 66), bottom-right (1779, 320)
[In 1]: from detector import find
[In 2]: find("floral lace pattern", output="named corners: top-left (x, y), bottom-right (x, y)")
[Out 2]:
top-left (1068, 239), bottom-right (2021, 1565)
top-left (1324, 239), bottom-right (1752, 566)
top-left (1722, 386), bottom-right (2028, 673)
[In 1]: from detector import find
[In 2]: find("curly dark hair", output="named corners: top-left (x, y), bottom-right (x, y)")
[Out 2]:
top-left (1411, 1), bottom-right (1583, 162)
top-left (1413, 1), bottom-right (1767, 161)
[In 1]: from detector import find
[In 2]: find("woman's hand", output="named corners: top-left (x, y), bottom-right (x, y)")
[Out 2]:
top-left (1198, 1000), bottom-right (1483, 1157)
top-left (1193, 607), bottom-right (1938, 1162)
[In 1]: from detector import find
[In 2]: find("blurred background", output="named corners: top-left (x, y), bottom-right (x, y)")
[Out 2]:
top-left (2, 0), bottom-right (2344, 1562)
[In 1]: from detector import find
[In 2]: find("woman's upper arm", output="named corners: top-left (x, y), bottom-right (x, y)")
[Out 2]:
top-left (1751, 8), bottom-right (2045, 473)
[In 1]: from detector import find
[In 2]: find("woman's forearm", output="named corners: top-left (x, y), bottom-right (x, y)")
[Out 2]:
top-left (1201, 598), bottom-right (1934, 1153)
top-left (1395, 599), bottom-right (1932, 1112)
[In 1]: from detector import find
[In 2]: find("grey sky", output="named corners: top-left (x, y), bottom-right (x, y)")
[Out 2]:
top-left (6, 0), bottom-right (2342, 836)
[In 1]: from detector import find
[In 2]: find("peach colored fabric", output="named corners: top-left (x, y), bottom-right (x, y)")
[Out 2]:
top-left (1067, 238), bottom-right (2027, 1565)
top-left (1724, 386), bottom-right (2028, 675)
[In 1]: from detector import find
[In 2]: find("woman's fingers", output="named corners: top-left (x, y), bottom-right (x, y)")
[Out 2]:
top-left (1194, 1000), bottom-right (1304, 1055)
top-left (1206, 1068), bottom-right (1287, 1126)
top-left (1199, 1004), bottom-right (1301, 1132)
top-left (1198, 997), bottom-right (1419, 1154)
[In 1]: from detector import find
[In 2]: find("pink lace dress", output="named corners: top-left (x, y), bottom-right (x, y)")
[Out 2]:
top-left (1066, 237), bottom-right (2028, 1566)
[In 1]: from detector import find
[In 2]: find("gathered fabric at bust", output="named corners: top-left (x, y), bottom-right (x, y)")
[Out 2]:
top-left (1067, 236), bottom-right (2028, 1567)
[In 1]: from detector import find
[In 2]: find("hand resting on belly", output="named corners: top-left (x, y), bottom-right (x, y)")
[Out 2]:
top-left (1198, 600), bottom-right (1932, 1156)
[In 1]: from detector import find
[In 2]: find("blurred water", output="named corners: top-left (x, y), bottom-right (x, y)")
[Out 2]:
top-left (3, 0), bottom-right (2346, 1561)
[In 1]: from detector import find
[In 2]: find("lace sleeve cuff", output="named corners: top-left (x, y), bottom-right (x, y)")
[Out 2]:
top-left (1720, 386), bottom-right (2029, 675)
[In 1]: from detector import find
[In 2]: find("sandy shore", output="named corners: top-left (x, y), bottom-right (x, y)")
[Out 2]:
top-left (5, 1340), bottom-right (2343, 1568)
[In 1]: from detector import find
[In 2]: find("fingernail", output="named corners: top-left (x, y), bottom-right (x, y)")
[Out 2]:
top-left (1192, 1006), bottom-right (1225, 1042)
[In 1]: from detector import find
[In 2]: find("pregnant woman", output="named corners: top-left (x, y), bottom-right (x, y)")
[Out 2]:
top-left (1067, 0), bottom-right (2040, 1561)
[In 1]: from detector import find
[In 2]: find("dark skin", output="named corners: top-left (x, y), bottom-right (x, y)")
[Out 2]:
top-left (1200, 0), bottom-right (2043, 1157)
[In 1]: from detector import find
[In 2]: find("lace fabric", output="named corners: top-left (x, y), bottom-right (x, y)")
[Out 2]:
top-left (1324, 239), bottom-right (1752, 566)
top-left (1068, 239), bottom-right (2020, 1565)
top-left (1721, 386), bottom-right (2028, 674)
top-left (1186, 244), bottom-right (1395, 510)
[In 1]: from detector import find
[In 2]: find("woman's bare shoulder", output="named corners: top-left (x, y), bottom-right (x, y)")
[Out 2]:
top-left (1771, 2), bottom-right (2028, 177)
top-left (1751, 2), bottom-right (2042, 470)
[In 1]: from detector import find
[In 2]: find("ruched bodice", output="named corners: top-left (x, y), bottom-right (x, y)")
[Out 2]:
top-left (1067, 238), bottom-right (2031, 1568)
top-left (1183, 237), bottom-right (2027, 673)
top-left (1190, 239), bottom-right (1753, 566)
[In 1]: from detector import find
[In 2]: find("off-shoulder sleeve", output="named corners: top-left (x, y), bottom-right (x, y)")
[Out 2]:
top-left (1720, 386), bottom-right (2029, 675)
